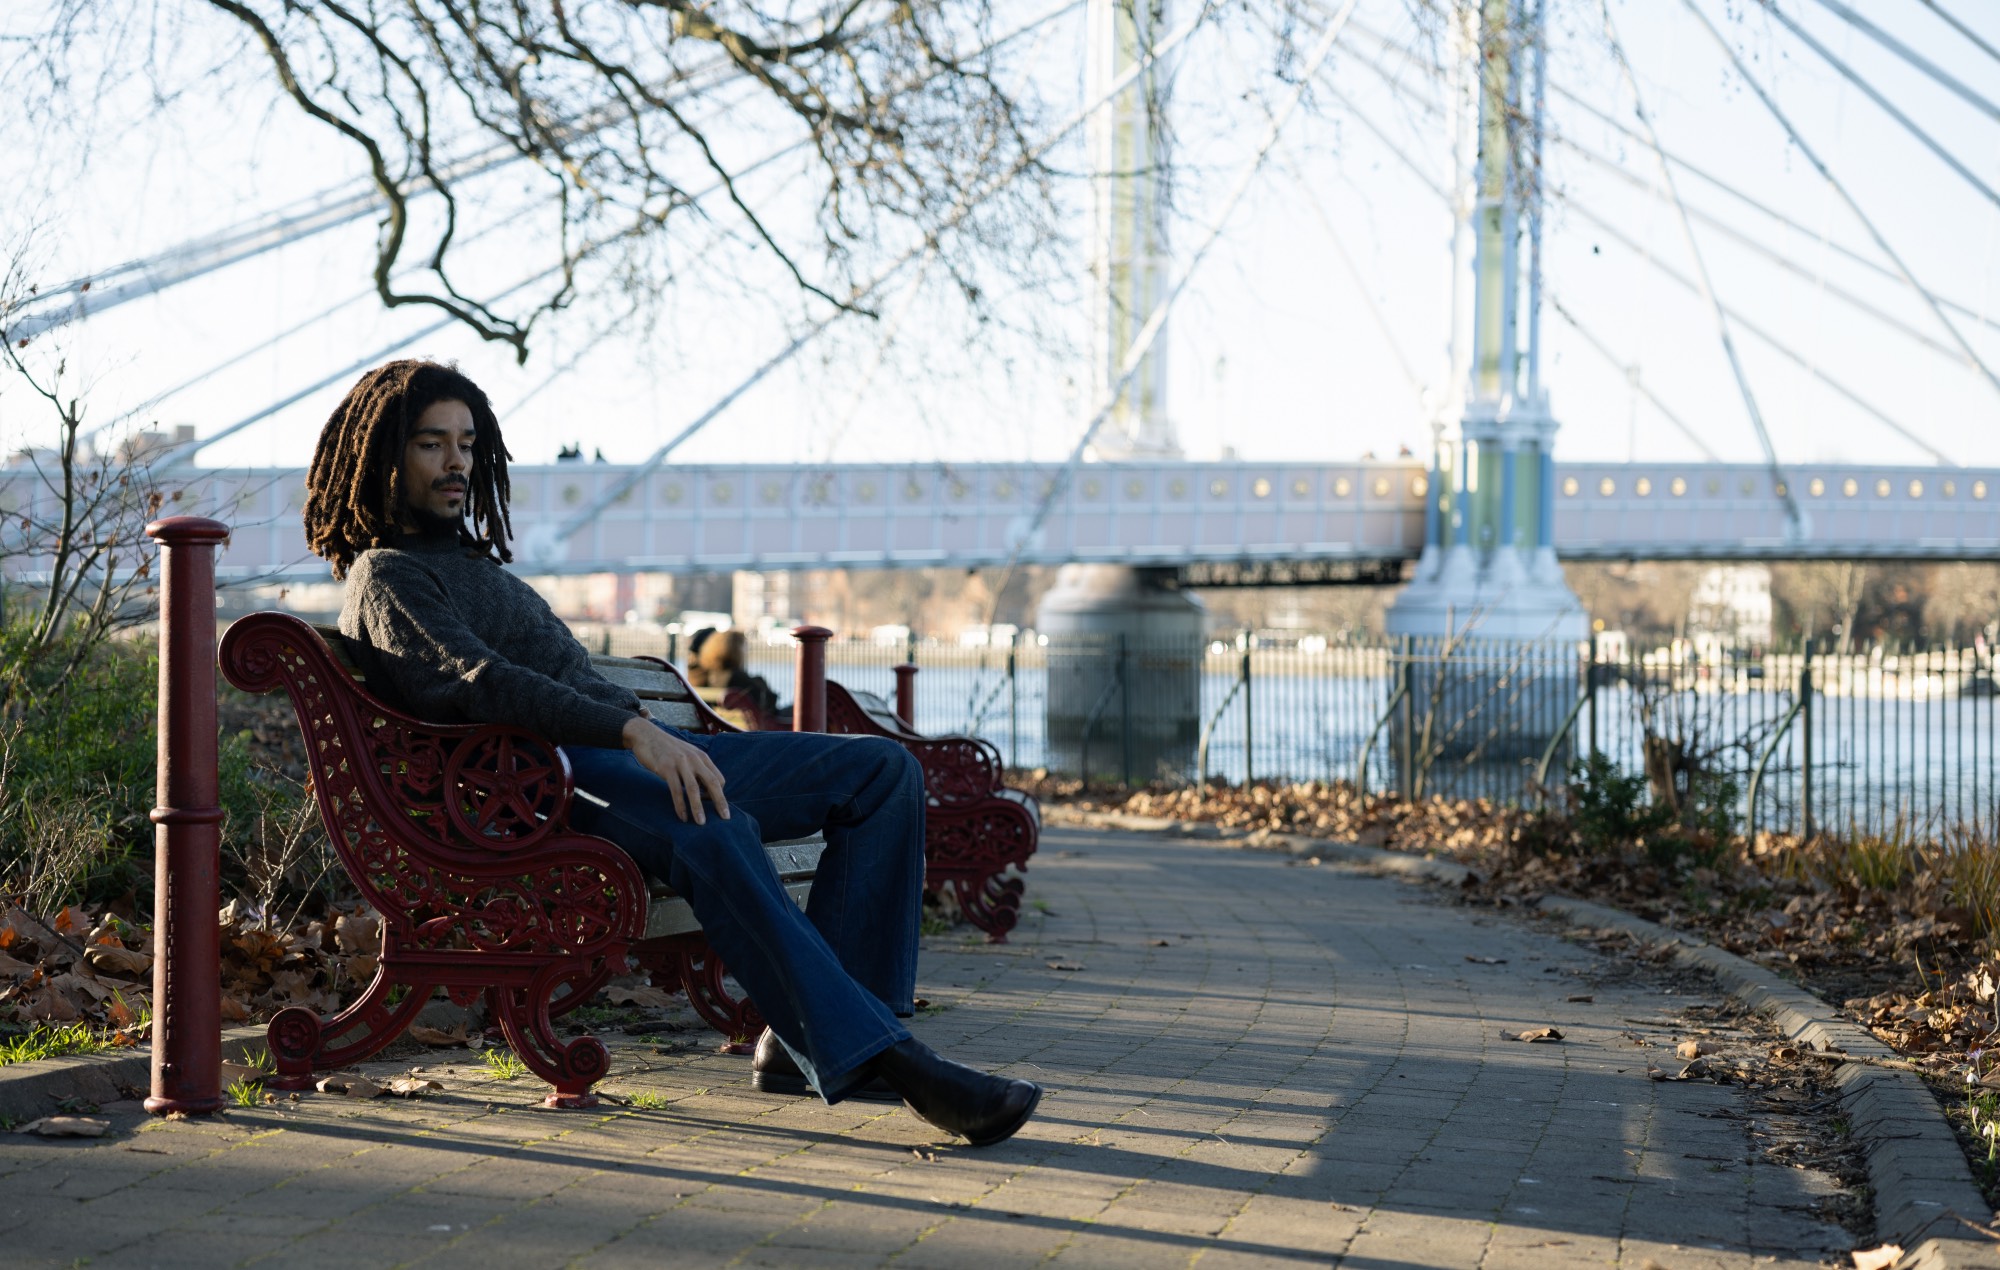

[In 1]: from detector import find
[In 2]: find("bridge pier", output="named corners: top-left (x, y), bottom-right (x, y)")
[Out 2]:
top-left (1037, 564), bottom-right (1205, 784)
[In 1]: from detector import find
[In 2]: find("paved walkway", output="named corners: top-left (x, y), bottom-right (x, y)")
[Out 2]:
top-left (1, 828), bottom-right (1860, 1268)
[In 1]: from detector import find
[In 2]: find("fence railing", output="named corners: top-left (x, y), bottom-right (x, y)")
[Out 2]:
top-left (573, 620), bottom-right (2000, 838)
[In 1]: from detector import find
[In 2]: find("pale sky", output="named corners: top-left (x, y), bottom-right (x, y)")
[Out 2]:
top-left (2, 0), bottom-right (1996, 479)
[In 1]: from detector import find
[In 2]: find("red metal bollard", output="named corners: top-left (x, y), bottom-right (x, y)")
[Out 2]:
top-left (792, 626), bottom-right (832, 733)
top-left (143, 516), bottom-right (230, 1117)
top-left (893, 664), bottom-right (918, 729)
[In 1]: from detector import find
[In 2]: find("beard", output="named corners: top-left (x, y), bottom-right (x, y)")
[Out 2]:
top-left (406, 504), bottom-right (466, 536)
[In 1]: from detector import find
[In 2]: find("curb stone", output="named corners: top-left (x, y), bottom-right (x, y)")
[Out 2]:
top-left (0, 1025), bottom-right (270, 1124)
top-left (0, 998), bottom-right (477, 1125)
top-left (1045, 807), bottom-right (2000, 1270)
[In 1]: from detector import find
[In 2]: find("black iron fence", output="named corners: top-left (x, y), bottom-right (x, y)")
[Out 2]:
top-left (572, 621), bottom-right (2000, 839)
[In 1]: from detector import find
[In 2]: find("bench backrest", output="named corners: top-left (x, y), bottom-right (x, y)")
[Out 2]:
top-left (310, 624), bottom-right (729, 734)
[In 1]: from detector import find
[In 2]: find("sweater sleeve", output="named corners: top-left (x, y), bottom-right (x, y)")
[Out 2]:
top-left (344, 554), bottom-right (639, 749)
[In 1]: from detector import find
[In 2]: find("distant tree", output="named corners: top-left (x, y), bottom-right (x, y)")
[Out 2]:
top-left (1771, 562), bottom-right (1870, 652)
top-left (1920, 563), bottom-right (2000, 646)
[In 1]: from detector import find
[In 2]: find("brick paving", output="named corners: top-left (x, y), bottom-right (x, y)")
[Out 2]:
top-left (0, 827), bottom-right (1861, 1268)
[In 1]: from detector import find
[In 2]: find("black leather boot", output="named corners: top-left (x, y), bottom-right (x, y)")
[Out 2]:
top-left (750, 1029), bottom-right (900, 1101)
top-left (873, 1038), bottom-right (1041, 1147)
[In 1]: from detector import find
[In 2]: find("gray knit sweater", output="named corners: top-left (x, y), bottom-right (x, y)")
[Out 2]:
top-left (338, 529), bottom-right (641, 749)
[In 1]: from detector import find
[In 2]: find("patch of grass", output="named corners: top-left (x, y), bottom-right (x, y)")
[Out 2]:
top-left (918, 908), bottom-right (953, 937)
top-left (0, 1022), bottom-right (119, 1067)
top-left (624, 1091), bottom-right (670, 1110)
top-left (1832, 828), bottom-right (1918, 892)
top-left (482, 1048), bottom-right (529, 1081)
top-left (567, 1003), bottom-right (640, 1028)
top-left (225, 1079), bottom-right (264, 1108)
top-left (1940, 826), bottom-right (2000, 940)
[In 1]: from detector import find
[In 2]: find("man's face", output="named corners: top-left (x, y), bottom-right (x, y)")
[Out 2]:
top-left (400, 399), bottom-right (476, 529)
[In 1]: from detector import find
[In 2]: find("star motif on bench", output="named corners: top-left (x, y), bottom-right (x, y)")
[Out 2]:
top-left (446, 729), bottom-right (564, 847)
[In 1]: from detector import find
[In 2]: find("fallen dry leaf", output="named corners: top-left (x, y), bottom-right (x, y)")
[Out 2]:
top-left (1771, 1045), bottom-right (1801, 1062)
top-left (1511, 1027), bottom-right (1563, 1043)
top-left (1676, 1040), bottom-right (1720, 1061)
top-left (103, 995), bottom-right (139, 1030)
top-left (1851, 1245), bottom-right (1903, 1270)
top-left (219, 1061), bottom-right (265, 1086)
top-left (385, 1077), bottom-right (443, 1097)
top-left (1566, 994), bottom-right (1595, 1004)
top-left (16, 1116), bottom-right (108, 1138)
top-left (1045, 962), bottom-right (1085, 972)
top-left (316, 1074), bottom-right (383, 1099)
top-left (21, 986), bottom-right (82, 1023)
top-left (1465, 955), bottom-right (1508, 965)
top-left (334, 909), bottom-right (383, 955)
top-left (83, 945), bottom-right (151, 977)
top-left (409, 1024), bottom-right (469, 1048)
top-left (604, 984), bottom-right (676, 1009)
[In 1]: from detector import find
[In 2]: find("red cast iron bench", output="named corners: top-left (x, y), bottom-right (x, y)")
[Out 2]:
top-left (823, 673), bottom-right (1039, 941)
top-left (219, 612), bottom-right (816, 1107)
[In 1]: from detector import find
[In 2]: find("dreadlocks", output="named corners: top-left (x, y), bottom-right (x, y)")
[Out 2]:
top-left (305, 360), bottom-right (514, 579)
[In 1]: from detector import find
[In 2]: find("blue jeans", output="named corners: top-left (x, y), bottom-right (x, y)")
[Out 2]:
top-left (561, 724), bottom-right (922, 1103)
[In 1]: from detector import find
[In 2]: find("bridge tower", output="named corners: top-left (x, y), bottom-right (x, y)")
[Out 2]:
top-left (1387, 0), bottom-right (1584, 643)
top-left (1085, 0), bottom-right (1176, 461)
top-left (1039, 0), bottom-right (1205, 781)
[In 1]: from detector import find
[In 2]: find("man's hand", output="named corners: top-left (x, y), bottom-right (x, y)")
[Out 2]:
top-left (622, 716), bottom-right (729, 825)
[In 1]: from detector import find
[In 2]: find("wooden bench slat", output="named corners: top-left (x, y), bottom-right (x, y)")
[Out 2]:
top-left (645, 881), bottom-right (811, 940)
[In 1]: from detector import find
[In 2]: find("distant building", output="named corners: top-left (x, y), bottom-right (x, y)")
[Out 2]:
top-left (117, 425), bottom-right (197, 465)
top-left (1689, 564), bottom-right (1773, 648)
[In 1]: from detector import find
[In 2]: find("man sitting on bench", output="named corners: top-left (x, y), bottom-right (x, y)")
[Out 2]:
top-left (302, 358), bottom-right (1040, 1147)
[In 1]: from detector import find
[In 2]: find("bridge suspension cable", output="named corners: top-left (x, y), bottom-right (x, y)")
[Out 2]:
top-left (94, 84), bottom-right (784, 450)
top-left (1317, 24), bottom-right (1951, 471)
top-left (1680, 0), bottom-right (2000, 409)
top-left (1545, 296), bottom-right (1721, 463)
top-left (1308, 67), bottom-right (1729, 464)
top-left (1611, 2), bottom-right (1803, 535)
top-left (1765, 2), bottom-right (2000, 213)
top-left (78, 197), bottom-right (564, 448)
top-left (1549, 131), bottom-right (1994, 355)
top-left (1004, 0), bottom-right (1362, 572)
top-left (1292, 162), bottom-right (1430, 411)
top-left (1809, 0), bottom-right (2000, 122)
top-left (536, 0), bottom-right (1218, 555)
top-left (135, 2), bottom-right (1086, 471)
top-left (144, 132), bottom-right (815, 469)
top-left (1546, 85), bottom-right (2000, 333)
top-left (1915, 0), bottom-right (2000, 69)
top-left (1559, 196), bottom-right (1956, 466)
top-left (1346, 14), bottom-right (2000, 342)
top-left (7, 55), bottom-right (744, 345)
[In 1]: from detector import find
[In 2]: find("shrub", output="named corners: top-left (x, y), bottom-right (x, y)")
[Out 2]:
top-left (1567, 751), bottom-right (1673, 854)
top-left (0, 622), bottom-right (326, 917)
